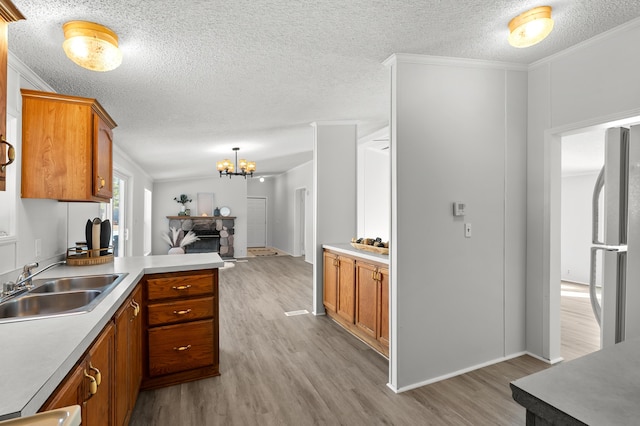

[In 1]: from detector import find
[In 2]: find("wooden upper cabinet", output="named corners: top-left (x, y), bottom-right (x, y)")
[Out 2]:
top-left (0, 1), bottom-right (24, 192)
top-left (20, 89), bottom-right (117, 201)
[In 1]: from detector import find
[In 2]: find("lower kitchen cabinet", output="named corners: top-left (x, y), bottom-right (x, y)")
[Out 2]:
top-left (323, 249), bottom-right (389, 357)
top-left (114, 284), bottom-right (142, 426)
top-left (41, 322), bottom-right (115, 426)
top-left (141, 269), bottom-right (219, 390)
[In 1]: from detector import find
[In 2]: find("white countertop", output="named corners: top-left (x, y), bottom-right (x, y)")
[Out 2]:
top-left (0, 253), bottom-right (224, 420)
top-left (322, 243), bottom-right (389, 265)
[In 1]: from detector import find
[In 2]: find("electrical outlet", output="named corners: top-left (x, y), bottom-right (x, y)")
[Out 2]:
top-left (35, 238), bottom-right (42, 257)
top-left (464, 223), bottom-right (472, 238)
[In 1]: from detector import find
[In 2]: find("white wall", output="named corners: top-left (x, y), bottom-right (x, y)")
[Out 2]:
top-left (361, 146), bottom-right (390, 241)
top-left (387, 55), bottom-right (527, 391)
top-left (247, 161), bottom-right (314, 262)
top-left (313, 122), bottom-right (357, 314)
top-left (527, 18), bottom-right (640, 361)
top-left (152, 176), bottom-right (248, 257)
top-left (561, 173), bottom-right (600, 284)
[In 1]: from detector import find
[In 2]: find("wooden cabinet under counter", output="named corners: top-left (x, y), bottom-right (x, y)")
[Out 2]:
top-left (323, 247), bottom-right (389, 357)
top-left (141, 269), bottom-right (219, 390)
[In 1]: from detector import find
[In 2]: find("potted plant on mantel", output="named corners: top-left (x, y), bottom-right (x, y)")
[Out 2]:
top-left (174, 194), bottom-right (192, 216)
top-left (161, 227), bottom-right (199, 254)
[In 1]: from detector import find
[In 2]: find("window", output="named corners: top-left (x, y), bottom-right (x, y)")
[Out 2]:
top-left (100, 172), bottom-right (128, 257)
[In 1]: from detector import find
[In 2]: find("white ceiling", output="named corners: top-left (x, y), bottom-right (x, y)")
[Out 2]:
top-left (8, 1), bottom-right (640, 180)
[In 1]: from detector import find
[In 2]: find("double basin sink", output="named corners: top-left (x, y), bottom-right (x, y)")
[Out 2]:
top-left (0, 273), bottom-right (127, 323)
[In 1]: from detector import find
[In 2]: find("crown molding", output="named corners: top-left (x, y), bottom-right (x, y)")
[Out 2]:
top-left (7, 50), bottom-right (55, 92)
top-left (383, 53), bottom-right (528, 71)
top-left (310, 120), bottom-right (360, 127)
top-left (529, 15), bottom-right (640, 70)
top-left (0, 0), bottom-right (24, 22)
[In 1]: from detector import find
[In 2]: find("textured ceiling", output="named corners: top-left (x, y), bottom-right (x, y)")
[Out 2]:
top-left (8, 0), bottom-right (640, 180)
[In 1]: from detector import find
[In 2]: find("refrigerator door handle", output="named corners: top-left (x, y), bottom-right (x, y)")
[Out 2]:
top-left (590, 245), bottom-right (627, 327)
top-left (592, 166), bottom-right (605, 245)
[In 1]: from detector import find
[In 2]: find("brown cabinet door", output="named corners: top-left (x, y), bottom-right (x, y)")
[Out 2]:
top-left (377, 267), bottom-right (389, 347)
top-left (356, 262), bottom-right (378, 339)
top-left (114, 285), bottom-right (142, 426)
top-left (336, 256), bottom-right (355, 323)
top-left (129, 286), bottom-right (143, 411)
top-left (39, 363), bottom-right (85, 413)
top-left (323, 251), bottom-right (338, 312)
top-left (85, 322), bottom-right (115, 426)
top-left (94, 114), bottom-right (113, 199)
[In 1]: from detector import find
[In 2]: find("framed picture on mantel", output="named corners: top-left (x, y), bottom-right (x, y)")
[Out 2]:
top-left (197, 192), bottom-right (214, 216)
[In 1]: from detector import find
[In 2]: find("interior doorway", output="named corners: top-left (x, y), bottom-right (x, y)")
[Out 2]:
top-left (247, 197), bottom-right (267, 248)
top-left (560, 130), bottom-right (604, 360)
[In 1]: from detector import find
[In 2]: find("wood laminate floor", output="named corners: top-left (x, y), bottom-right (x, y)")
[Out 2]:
top-left (560, 281), bottom-right (600, 361)
top-left (131, 256), bottom-right (551, 425)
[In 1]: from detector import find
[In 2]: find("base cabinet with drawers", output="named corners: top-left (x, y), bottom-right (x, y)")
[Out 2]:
top-left (141, 269), bottom-right (220, 390)
top-left (323, 249), bottom-right (389, 357)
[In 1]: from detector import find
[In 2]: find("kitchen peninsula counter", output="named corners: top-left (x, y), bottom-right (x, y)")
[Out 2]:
top-left (511, 338), bottom-right (640, 425)
top-left (0, 253), bottom-right (223, 420)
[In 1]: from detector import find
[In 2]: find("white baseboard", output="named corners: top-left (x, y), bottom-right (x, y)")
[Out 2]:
top-left (390, 351), bottom-right (551, 394)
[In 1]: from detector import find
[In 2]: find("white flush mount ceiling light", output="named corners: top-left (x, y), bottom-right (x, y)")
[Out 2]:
top-left (62, 21), bottom-right (123, 71)
top-left (508, 6), bottom-right (554, 48)
top-left (217, 147), bottom-right (256, 179)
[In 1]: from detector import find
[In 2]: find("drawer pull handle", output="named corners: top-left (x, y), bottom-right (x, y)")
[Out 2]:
top-left (173, 344), bottom-right (192, 351)
top-left (88, 362), bottom-right (101, 386)
top-left (172, 285), bottom-right (192, 291)
top-left (84, 369), bottom-right (98, 398)
top-left (174, 309), bottom-right (192, 315)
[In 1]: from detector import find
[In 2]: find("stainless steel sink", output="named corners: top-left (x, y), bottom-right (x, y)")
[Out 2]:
top-left (29, 274), bottom-right (123, 294)
top-left (0, 273), bottom-right (127, 323)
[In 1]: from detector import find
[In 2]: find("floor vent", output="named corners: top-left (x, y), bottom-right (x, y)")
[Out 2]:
top-left (284, 309), bottom-right (309, 317)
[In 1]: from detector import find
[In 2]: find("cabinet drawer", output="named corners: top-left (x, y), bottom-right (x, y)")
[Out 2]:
top-left (147, 273), bottom-right (214, 301)
top-left (148, 296), bottom-right (215, 326)
top-left (148, 320), bottom-right (215, 376)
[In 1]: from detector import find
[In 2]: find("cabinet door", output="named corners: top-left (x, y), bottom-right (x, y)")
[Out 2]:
top-left (336, 256), bottom-right (355, 323)
top-left (85, 322), bottom-right (115, 426)
top-left (129, 285), bottom-right (143, 413)
top-left (356, 262), bottom-right (378, 339)
top-left (94, 114), bottom-right (113, 199)
top-left (39, 363), bottom-right (85, 413)
top-left (377, 267), bottom-right (389, 347)
top-left (323, 251), bottom-right (338, 312)
top-left (114, 285), bottom-right (142, 426)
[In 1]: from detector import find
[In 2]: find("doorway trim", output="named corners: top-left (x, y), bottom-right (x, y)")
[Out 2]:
top-left (293, 187), bottom-right (307, 257)
top-left (545, 110), bottom-right (640, 363)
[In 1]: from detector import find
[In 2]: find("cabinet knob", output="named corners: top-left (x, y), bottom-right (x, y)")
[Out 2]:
top-left (173, 309), bottom-right (192, 315)
top-left (173, 344), bottom-right (192, 351)
top-left (97, 176), bottom-right (106, 191)
top-left (88, 362), bottom-right (102, 386)
top-left (172, 285), bottom-right (191, 291)
top-left (84, 369), bottom-right (98, 398)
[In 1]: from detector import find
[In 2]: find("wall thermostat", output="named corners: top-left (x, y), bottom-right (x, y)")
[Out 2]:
top-left (453, 202), bottom-right (466, 217)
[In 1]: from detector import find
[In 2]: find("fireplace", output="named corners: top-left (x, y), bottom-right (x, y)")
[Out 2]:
top-left (167, 215), bottom-right (235, 259)
top-left (188, 230), bottom-right (220, 253)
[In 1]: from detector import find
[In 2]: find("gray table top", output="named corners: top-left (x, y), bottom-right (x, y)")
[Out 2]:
top-left (511, 338), bottom-right (640, 425)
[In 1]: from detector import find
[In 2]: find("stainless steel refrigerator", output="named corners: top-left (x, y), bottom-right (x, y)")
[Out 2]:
top-left (590, 125), bottom-right (640, 348)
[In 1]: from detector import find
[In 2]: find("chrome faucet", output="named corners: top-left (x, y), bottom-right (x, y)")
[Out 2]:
top-left (1, 260), bottom-right (66, 301)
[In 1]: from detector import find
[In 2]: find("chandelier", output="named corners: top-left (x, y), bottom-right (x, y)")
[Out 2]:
top-left (216, 147), bottom-right (256, 178)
